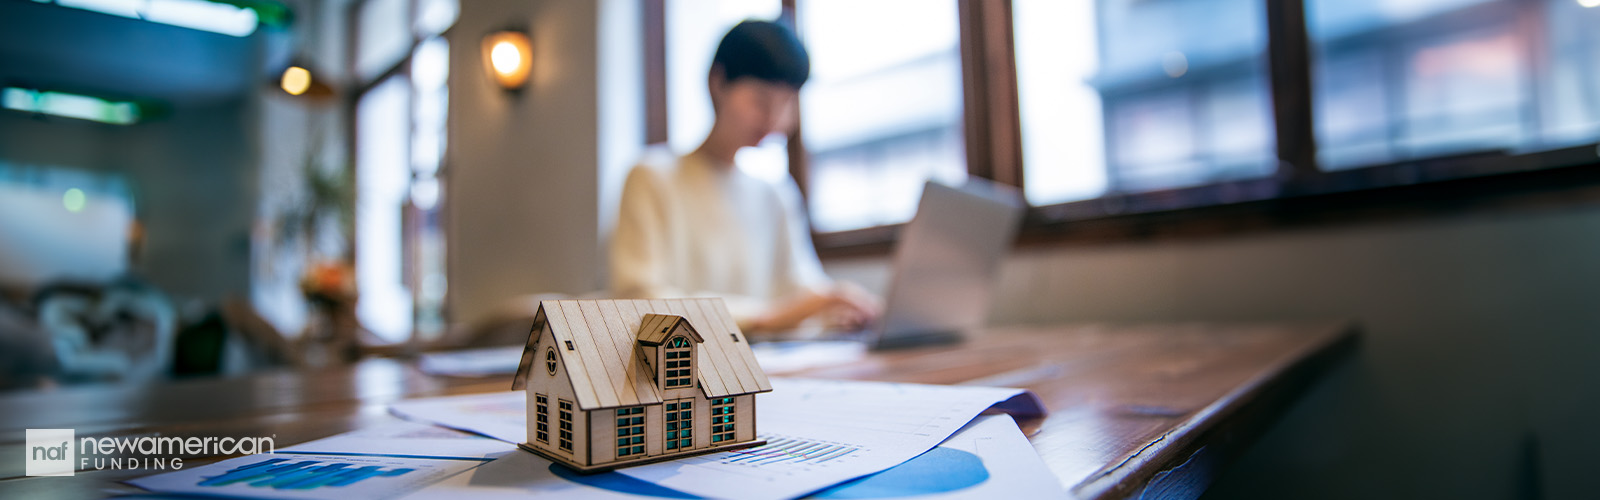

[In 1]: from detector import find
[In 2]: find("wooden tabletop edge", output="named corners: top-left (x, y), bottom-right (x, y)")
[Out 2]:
top-left (1071, 322), bottom-right (1362, 499)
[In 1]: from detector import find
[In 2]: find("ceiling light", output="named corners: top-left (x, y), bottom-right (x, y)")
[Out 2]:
top-left (53, 0), bottom-right (261, 37)
top-left (3, 88), bottom-right (140, 125)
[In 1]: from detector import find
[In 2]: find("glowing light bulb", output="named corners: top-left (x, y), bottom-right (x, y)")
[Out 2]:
top-left (491, 41), bottom-right (522, 77)
top-left (281, 66), bottom-right (311, 96)
top-left (1580, 0), bottom-right (1600, 7)
top-left (482, 31), bottom-right (532, 89)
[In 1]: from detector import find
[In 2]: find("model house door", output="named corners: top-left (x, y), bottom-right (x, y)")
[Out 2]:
top-left (664, 398), bottom-right (694, 451)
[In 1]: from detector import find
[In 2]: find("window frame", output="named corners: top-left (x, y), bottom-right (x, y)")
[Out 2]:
top-left (346, 0), bottom-right (455, 346)
top-left (534, 393), bottom-right (550, 444)
top-left (663, 336), bottom-right (694, 388)
top-left (558, 399), bottom-right (575, 452)
top-left (642, 0), bottom-right (1600, 257)
top-left (710, 397), bottom-right (736, 443)
top-left (615, 406), bottom-right (646, 457)
top-left (664, 399), bottom-right (694, 450)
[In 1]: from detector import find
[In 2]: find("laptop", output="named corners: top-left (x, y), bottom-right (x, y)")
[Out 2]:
top-left (760, 178), bottom-right (1025, 350)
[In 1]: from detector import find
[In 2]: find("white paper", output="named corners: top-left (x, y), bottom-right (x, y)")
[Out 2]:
top-left (126, 452), bottom-right (491, 500)
top-left (806, 414), bottom-right (1065, 499)
top-left (418, 346), bottom-right (525, 377)
top-left (126, 421), bottom-right (515, 500)
top-left (748, 340), bottom-right (867, 373)
top-left (390, 390), bottom-right (529, 443)
top-left (404, 413), bottom-right (1061, 500)
top-left (390, 378), bottom-right (1045, 500)
top-left (280, 420), bottom-right (518, 459)
top-left (616, 378), bottom-right (1033, 500)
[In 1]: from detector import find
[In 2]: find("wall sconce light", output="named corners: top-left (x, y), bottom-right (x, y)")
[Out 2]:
top-left (281, 66), bottom-right (312, 95)
top-left (483, 30), bottom-right (532, 90)
top-left (275, 61), bottom-right (334, 100)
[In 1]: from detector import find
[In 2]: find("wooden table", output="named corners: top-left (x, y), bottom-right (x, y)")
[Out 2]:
top-left (0, 322), bottom-right (1357, 499)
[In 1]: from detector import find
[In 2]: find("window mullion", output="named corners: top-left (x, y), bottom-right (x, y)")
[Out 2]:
top-left (958, 0), bottom-right (1025, 190)
top-left (1265, 0), bottom-right (1320, 186)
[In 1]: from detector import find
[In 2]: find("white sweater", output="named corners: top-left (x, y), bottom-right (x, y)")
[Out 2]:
top-left (608, 151), bottom-right (832, 325)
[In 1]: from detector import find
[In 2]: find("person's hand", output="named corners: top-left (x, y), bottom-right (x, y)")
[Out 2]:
top-left (819, 282), bottom-right (880, 329)
top-left (747, 283), bottom-right (882, 333)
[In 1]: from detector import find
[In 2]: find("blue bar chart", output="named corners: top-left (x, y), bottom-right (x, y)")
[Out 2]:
top-left (722, 436), bottom-right (862, 466)
top-left (131, 451), bottom-right (489, 500)
top-left (199, 458), bottom-right (415, 490)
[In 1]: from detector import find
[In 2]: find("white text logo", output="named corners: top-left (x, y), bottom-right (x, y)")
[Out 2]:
top-left (26, 429), bottom-right (75, 476)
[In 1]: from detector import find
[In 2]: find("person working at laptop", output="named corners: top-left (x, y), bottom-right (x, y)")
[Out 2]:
top-left (609, 20), bottom-right (879, 335)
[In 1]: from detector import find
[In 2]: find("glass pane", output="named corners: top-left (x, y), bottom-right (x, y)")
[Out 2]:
top-left (411, 37), bottom-right (449, 340)
top-left (1015, 0), bottom-right (1275, 205)
top-left (799, 0), bottom-right (967, 232)
top-left (665, 0), bottom-right (784, 149)
top-left (413, 0), bottom-right (458, 37)
top-left (1308, 0), bottom-right (1600, 170)
top-left (356, 76), bottom-right (414, 342)
top-left (357, 0), bottom-right (413, 82)
top-left (665, 0), bottom-right (786, 182)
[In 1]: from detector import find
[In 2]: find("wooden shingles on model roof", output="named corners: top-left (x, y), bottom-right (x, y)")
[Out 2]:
top-left (635, 313), bottom-right (703, 345)
top-left (512, 298), bottom-right (771, 411)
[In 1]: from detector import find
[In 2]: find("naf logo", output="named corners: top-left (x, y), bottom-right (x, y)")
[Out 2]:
top-left (26, 429), bottom-right (75, 476)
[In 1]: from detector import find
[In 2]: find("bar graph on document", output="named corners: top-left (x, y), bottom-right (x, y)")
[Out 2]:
top-left (720, 434), bottom-right (863, 466)
top-left (615, 378), bottom-right (1027, 500)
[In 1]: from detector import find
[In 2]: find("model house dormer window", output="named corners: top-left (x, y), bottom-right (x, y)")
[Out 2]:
top-left (665, 336), bottom-right (693, 388)
top-left (634, 313), bottom-right (704, 391)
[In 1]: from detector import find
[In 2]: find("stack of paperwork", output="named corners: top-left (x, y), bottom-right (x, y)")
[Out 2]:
top-left (128, 378), bottom-right (1057, 499)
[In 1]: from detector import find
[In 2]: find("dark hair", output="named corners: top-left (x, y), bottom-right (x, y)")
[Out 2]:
top-left (711, 20), bottom-right (810, 88)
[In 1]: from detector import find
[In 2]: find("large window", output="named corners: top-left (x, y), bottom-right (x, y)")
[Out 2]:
top-left (661, 0), bottom-right (966, 233)
top-left (1015, 0), bottom-right (1274, 205)
top-left (796, 0), bottom-right (968, 232)
top-left (650, 0), bottom-right (1600, 250)
top-left (664, 0), bottom-right (789, 183)
top-left (352, 0), bottom-right (454, 343)
top-left (1308, 0), bottom-right (1600, 169)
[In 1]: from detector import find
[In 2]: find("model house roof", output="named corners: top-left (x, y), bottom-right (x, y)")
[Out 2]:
top-left (512, 298), bottom-right (771, 411)
top-left (635, 313), bottom-right (704, 345)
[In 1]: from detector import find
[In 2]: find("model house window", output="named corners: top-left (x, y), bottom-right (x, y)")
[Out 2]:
top-left (616, 407), bottom-right (645, 457)
top-left (535, 394), bottom-right (550, 444)
top-left (711, 397), bottom-right (735, 443)
top-left (545, 347), bottom-right (557, 375)
top-left (558, 399), bottom-right (574, 452)
top-left (664, 336), bottom-right (693, 388)
top-left (665, 399), bottom-right (694, 451)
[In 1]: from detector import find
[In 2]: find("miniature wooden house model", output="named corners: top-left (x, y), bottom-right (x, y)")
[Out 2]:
top-left (511, 298), bottom-right (772, 472)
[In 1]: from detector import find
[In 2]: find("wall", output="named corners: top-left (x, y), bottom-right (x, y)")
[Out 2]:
top-left (446, 0), bottom-right (641, 324)
top-left (0, 0), bottom-right (268, 305)
top-left (824, 204), bottom-right (1600, 499)
top-left (0, 101), bottom-right (255, 304)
